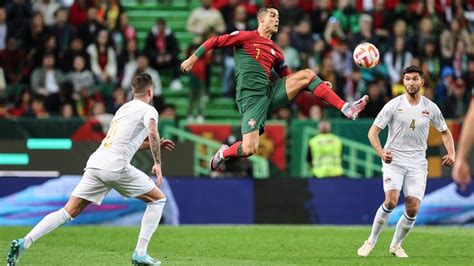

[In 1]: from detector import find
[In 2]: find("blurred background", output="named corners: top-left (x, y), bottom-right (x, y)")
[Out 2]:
top-left (0, 0), bottom-right (473, 226)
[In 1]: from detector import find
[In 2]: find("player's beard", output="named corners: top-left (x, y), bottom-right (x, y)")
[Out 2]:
top-left (406, 86), bottom-right (420, 97)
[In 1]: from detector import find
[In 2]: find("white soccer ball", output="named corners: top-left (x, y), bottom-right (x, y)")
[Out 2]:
top-left (353, 42), bottom-right (380, 69)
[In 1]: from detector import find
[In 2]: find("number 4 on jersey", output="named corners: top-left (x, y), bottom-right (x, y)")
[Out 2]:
top-left (409, 119), bottom-right (416, 131)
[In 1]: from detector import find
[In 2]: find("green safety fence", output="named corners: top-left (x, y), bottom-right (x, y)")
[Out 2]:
top-left (163, 126), bottom-right (269, 178)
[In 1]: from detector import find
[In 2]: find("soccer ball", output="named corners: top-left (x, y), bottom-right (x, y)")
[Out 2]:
top-left (353, 43), bottom-right (380, 68)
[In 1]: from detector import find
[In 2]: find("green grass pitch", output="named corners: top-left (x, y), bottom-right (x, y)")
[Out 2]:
top-left (1, 226), bottom-right (473, 265)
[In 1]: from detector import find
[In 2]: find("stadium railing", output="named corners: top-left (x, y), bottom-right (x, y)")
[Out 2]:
top-left (163, 126), bottom-right (269, 178)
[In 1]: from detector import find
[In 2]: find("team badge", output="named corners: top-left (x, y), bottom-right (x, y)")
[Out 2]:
top-left (248, 118), bottom-right (256, 129)
top-left (422, 109), bottom-right (430, 116)
top-left (397, 108), bottom-right (403, 112)
top-left (271, 48), bottom-right (275, 55)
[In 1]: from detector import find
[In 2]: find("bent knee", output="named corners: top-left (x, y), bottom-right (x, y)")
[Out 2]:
top-left (405, 208), bottom-right (418, 218)
top-left (242, 144), bottom-right (258, 156)
top-left (384, 200), bottom-right (398, 210)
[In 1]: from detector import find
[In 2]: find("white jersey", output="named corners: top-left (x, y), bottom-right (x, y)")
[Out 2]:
top-left (373, 94), bottom-right (447, 165)
top-left (86, 99), bottom-right (158, 171)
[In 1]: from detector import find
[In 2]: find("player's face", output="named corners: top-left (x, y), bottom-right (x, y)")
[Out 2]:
top-left (260, 9), bottom-right (279, 34)
top-left (403, 72), bottom-right (424, 96)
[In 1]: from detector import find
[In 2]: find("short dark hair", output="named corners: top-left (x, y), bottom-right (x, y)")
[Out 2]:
top-left (131, 73), bottom-right (153, 95)
top-left (402, 65), bottom-right (424, 78)
top-left (257, 6), bottom-right (276, 19)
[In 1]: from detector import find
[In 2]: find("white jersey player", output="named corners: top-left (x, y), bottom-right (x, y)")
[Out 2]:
top-left (358, 66), bottom-right (455, 258)
top-left (7, 73), bottom-right (175, 266)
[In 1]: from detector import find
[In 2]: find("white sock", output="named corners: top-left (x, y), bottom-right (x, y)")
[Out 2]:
top-left (136, 198), bottom-right (166, 256)
top-left (367, 204), bottom-right (392, 244)
top-left (24, 208), bottom-right (72, 249)
top-left (391, 212), bottom-right (416, 247)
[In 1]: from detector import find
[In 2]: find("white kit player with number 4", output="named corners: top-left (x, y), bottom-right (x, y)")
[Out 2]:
top-left (357, 66), bottom-right (455, 258)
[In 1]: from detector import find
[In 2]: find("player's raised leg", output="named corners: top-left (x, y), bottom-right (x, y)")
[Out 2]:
top-left (210, 130), bottom-right (259, 171)
top-left (6, 196), bottom-right (90, 266)
top-left (389, 196), bottom-right (420, 258)
top-left (132, 187), bottom-right (166, 266)
top-left (357, 189), bottom-right (399, 257)
top-left (285, 69), bottom-right (368, 120)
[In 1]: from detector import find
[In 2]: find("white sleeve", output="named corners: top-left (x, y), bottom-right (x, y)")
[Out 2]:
top-left (373, 101), bottom-right (394, 129)
top-left (143, 107), bottom-right (159, 131)
top-left (431, 102), bottom-right (448, 132)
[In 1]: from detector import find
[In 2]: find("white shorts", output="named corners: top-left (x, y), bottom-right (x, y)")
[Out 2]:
top-left (71, 165), bottom-right (156, 205)
top-left (382, 162), bottom-right (428, 200)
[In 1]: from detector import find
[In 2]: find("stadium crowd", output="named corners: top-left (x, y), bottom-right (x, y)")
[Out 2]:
top-left (0, 0), bottom-right (472, 121)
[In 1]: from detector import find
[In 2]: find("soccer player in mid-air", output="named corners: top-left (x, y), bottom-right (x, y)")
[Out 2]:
top-left (6, 73), bottom-right (175, 266)
top-left (181, 7), bottom-right (368, 171)
top-left (452, 88), bottom-right (473, 189)
top-left (357, 66), bottom-right (455, 258)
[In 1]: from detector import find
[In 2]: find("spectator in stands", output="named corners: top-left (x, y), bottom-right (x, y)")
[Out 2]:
top-left (331, 39), bottom-right (352, 88)
top-left (307, 120), bottom-right (343, 178)
top-left (0, 7), bottom-right (7, 51)
top-left (385, 37), bottom-right (413, 85)
top-left (222, 4), bottom-right (251, 98)
top-left (290, 19), bottom-right (317, 59)
top-left (420, 39), bottom-right (440, 88)
top-left (106, 86), bottom-right (126, 114)
top-left (0, 37), bottom-right (27, 85)
top-left (86, 29), bottom-right (117, 84)
top-left (122, 53), bottom-right (162, 110)
top-left (60, 102), bottom-right (75, 118)
top-left (293, 91), bottom-right (324, 120)
top-left (145, 18), bottom-right (182, 91)
top-left (51, 7), bottom-right (75, 55)
top-left (464, 57), bottom-right (474, 93)
top-left (388, 19), bottom-right (414, 55)
top-left (452, 39), bottom-right (469, 79)
top-left (186, 0), bottom-right (226, 38)
top-left (9, 88), bottom-right (32, 117)
top-left (77, 6), bottom-right (103, 47)
top-left (309, 0), bottom-right (332, 37)
top-left (360, 81), bottom-right (386, 118)
top-left (32, 34), bottom-right (60, 69)
top-left (331, 0), bottom-right (358, 34)
top-left (443, 79), bottom-right (470, 118)
top-left (26, 95), bottom-right (50, 118)
top-left (67, 55), bottom-right (95, 93)
top-left (111, 12), bottom-right (136, 56)
top-left (351, 14), bottom-right (379, 50)
top-left (219, 0), bottom-right (239, 26)
top-left (278, 0), bottom-right (304, 29)
top-left (97, 0), bottom-right (122, 31)
top-left (415, 17), bottom-right (436, 56)
top-left (440, 18), bottom-right (471, 64)
top-left (43, 81), bottom-right (78, 116)
top-left (436, 66), bottom-right (455, 104)
top-left (24, 11), bottom-right (50, 57)
top-left (277, 31), bottom-right (300, 71)
top-left (34, 0), bottom-right (61, 26)
top-left (5, 0), bottom-right (32, 40)
top-left (117, 38), bottom-right (137, 81)
top-left (308, 39), bottom-right (328, 73)
top-left (344, 69), bottom-right (365, 102)
top-left (69, 0), bottom-right (89, 28)
top-left (31, 53), bottom-right (65, 96)
top-left (323, 16), bottom-right (345, 47)
top-left (61, 37), bottom-right (90, 72)
top-left (159, 104), bottom-right (176, 120)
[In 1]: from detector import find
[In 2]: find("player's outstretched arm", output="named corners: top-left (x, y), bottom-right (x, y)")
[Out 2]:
top-left (368, 125), bottom-right (392, 164)
top-left (440, 129), bottom-right (455, 167)
top-left (452, 99), bottom-right (474, 188)
top-left (148, 118), bottom-right (163, 186)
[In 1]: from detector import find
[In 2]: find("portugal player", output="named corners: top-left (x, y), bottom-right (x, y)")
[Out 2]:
top-left (181, 7), bottom-right (368, 171)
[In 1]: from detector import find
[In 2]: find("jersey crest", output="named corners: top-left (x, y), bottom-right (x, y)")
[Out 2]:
top-left (248, 118), bottom-right (256, 129)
